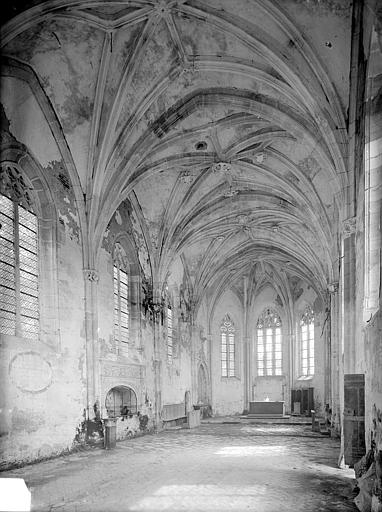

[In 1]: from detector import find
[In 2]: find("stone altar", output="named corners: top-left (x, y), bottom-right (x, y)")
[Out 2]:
top-left (249, 401), bottom-right (285, 417)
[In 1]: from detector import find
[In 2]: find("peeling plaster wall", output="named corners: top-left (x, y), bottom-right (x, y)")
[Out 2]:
top-left (161, 258), bottom-right (193, 407)
top-left (0, 84), bottom-right (87, 467)
top-left (1, 77), bottom-right (62, 167)
top-left (0, 219), bottom-right (86, 469)
top-left (99, 204), bottom-right (196, 417)
top-left (99, 200), bottom-right (156, 418)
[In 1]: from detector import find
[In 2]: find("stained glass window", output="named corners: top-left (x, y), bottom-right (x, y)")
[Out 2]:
top-left (113, 243), bottom-right (129, 355)
top-left (0, 193), bottom-right (39, 339)
top-left (167, 305), bottom-right (173, 364)
top-left (300, 306), bottom-right (314, 376)
top-left (256, 308), bottom-right (282, 376)
top-left (221, 314), bottom-right (235, 377)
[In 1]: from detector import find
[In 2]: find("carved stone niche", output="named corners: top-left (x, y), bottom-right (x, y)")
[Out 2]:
top-left (342, 217), bottom-right (356, 238)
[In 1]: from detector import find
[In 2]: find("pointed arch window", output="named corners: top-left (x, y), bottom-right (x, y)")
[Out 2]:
top-left (257, 308), bottom-right (282, 376)
top-left (300, 306), bottom-right (314, 376)
top-left (221, 314), bottom-right (235, 377)
top-left (0, 169), bottom-right (39, 340)
top-left (113, 242), bottom-right (129, 355)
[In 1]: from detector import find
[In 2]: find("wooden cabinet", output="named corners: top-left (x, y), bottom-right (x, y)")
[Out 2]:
top-left (291, 388), bottom-right (314, 416)
top-left (344, 374), bottom-right (365, 466)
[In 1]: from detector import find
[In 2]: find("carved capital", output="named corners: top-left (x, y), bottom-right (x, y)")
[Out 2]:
top-left (328, 282), bottom-right (339, 294)
top-left (342, 217), bottom-right (356, 238)
top-left (83, 269), bottom-right (99, 282)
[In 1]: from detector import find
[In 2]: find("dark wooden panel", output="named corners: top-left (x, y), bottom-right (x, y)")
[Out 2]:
top-left (344, 374), bottom-right (366, 466)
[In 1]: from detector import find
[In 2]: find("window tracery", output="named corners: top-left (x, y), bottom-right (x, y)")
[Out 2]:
top-left (0, 168), bottom-right (39, 340)
top-left (256, 308), bottom-right (282, 376)
top-left (221, 314), bottom-right (235, 377)
top-left (300, 306), bottom-right (314, 376)
top-left (113, 242), bottom-right (129, 355)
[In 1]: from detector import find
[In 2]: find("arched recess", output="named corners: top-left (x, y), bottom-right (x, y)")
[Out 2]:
top-left (208, 288), bottom-right (244, 415)
top-left (105, 385), bottom-right (138, 418)
top-left (0, 144), bottom-right (59, 348)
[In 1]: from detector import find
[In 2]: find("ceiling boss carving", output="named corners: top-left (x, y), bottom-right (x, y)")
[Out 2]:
top-left (211, 162), bottom-right (232, 174)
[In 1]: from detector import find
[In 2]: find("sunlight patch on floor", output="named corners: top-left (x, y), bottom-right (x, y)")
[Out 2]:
top-left (215, 445), bottom-right (287, 456)
top-left (128, 484), bottom-right (268, 511)
top-left (240, 426), bottom-right (298, 434)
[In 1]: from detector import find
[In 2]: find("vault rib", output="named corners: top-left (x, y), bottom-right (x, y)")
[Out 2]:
top-left (94, 12), bottom-right (159, 191)
top-left (87, 31), bottom-right (111, 200)
top-left (164, 12), bottom-right (186, 64)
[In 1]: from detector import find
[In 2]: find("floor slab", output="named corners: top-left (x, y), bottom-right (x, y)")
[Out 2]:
top-left (1, 423), bottom-right (357, 512)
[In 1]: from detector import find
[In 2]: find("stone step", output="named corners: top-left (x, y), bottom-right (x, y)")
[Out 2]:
top-left (246, 414), bottom-right (290, 419)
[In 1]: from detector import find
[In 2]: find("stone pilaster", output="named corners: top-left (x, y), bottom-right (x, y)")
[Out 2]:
top-left (342, 218), bottom-right (357, 374)
top-left (83, 268), bottom-right (100, 420)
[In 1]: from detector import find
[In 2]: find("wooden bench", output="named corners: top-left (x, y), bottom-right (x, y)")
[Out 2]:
top-left (161, 402), bottom-right (187, 427)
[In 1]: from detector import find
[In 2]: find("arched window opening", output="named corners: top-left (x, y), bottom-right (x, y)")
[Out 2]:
top-left (257, 308), bottom-right (282, 376)
top-left (105, 386), bottom-right (137, 418)
top-left (364, 27), bottom-right (381, 317)
top-left (0, 166), bottom-right (39, 340)
top-left (221, 314), bottom-right (235, 377)
top-left (167, 304), bottom-right (173, 364)
top-left (113, 242), bottom-right (129, 356)
top-left (300, 306), bottom-right (315, 376)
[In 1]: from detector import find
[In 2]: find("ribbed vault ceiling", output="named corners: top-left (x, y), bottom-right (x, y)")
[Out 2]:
top-left (1, 0), bottom-right (352, 307)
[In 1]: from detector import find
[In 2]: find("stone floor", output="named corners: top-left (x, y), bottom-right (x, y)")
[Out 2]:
top-left (1, 423), bottom-right (358, 512)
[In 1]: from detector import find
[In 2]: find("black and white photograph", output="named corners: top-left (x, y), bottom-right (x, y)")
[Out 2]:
top-left (0, 0), bottom-right (381, 510)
